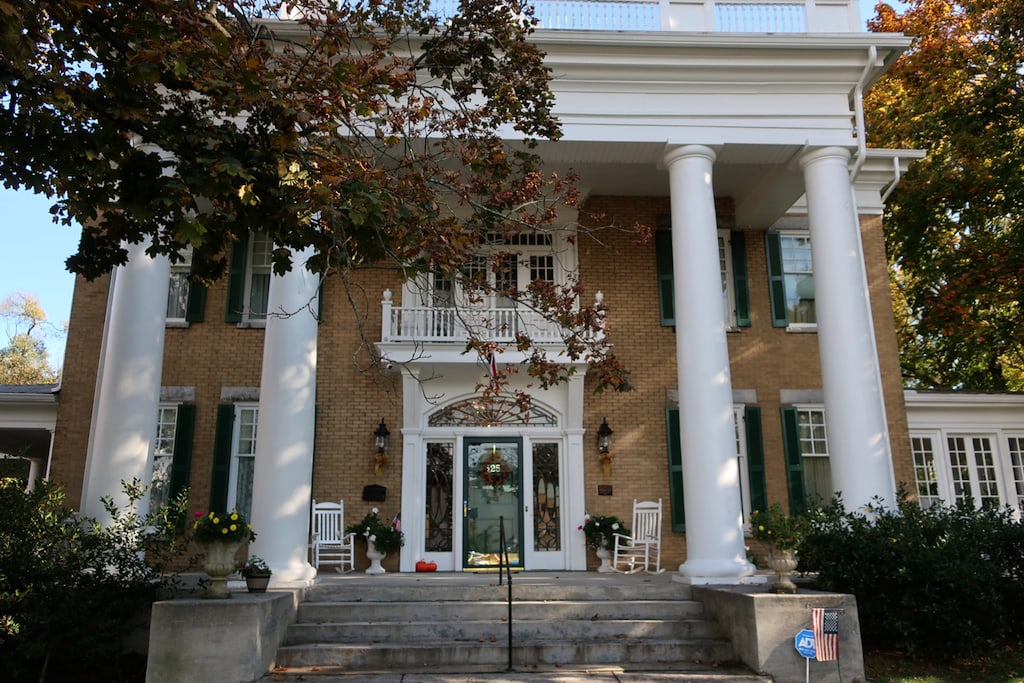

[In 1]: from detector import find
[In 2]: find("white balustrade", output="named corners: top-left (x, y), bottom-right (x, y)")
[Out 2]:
top-left (383, 304), bottom-right (565, 343)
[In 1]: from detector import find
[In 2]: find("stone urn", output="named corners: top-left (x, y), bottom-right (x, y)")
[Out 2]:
top-left (365, 540), bottom-right (387, 575)
top-left (596, 547), bottom-right (615, 573)
top-left (766, 546), bottom-right (799, 594)
top-left (201, 540), bottom-right (243, 598)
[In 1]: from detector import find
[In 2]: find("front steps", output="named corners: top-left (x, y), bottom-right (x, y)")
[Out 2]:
top-left (262, 573), bottom-right (772, 681)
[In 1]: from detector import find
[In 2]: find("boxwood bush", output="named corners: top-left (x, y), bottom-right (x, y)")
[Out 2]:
top-left (800, 489), bottom-right (1024, 657)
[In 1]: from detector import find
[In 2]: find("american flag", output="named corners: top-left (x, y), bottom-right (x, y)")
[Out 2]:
top-left (812, 607), bottom-right (840, 662)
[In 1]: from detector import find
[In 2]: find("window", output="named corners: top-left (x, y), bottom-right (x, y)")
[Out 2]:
top-left (167, 249), bottom-right (192, 322)
top-left (780, 406), bottom-right (829, 513)
top-left (948, 435), bottom-right (1001, 509)
top-left (767, 231), bottom-right (815, 327)
top-left (211, 403), bottom-right (258, 518)
top-left (666, 404), bottom-right (765, 532)
top-left (655, 229), bottom-right (750, 328)
top-left (166, 247), bottom-right (205, 323)
top-left (910, 436), bottom-right (942, 509)
top-left (225, 232), bottom-right (272, 324)
top-left (908, 430), bottom-right (1024, 515)
top-left (148, 404), bottom-right (195, 514)
top-left (149, 406), bottom-right (178, 512)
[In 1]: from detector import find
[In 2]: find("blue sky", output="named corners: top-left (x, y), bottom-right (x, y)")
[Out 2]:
top-left (0, 0), bottom-right (892, 371)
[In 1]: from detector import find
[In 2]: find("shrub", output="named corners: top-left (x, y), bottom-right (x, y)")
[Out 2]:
top-left (0, 477), bottom-right (192, 681)
top-left (800, 489), bottom-right (1024, 657)
top-left (346, 508), bottom-right (404, 554)
top-left (579, 515), bottom-right (629, 550)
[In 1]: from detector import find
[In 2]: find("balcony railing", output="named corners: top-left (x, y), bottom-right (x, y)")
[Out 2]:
top-left (381, 301), bottom-right (565, 344)
top-left (267, 1), bottom-right (857, 33)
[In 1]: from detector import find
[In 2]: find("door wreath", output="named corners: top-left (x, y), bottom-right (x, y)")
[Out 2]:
top-left (478, 452), bottom-right (511, 490)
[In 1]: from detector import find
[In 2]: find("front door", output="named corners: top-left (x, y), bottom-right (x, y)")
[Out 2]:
top-left (463, 438), bottom-right (523, 569)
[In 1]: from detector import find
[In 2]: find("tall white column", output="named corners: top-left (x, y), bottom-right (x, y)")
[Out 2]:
top-left (799, 147), bottom-right (897, 511)
top-left (81, 238), bottom-right (169, 523)
top-left (249, 246), bottom-right (320, 584)
top-left (665, 146), bottom-right (756, 584)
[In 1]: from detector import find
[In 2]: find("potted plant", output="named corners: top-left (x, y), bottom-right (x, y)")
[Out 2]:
top-left (237, 555), bottom-right (272, 593)
top-left (579, 514), bottom-right (628, 572)
top-left (192, 510), bottom-right (257, 598)
top-left (749, 502), bottom-right (807, 593)
top-left (346, 507), bottom-right (404, 574)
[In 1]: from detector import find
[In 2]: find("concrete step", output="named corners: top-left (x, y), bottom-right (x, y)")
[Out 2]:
top-left (285, 616), bottom-right (723, 644)
top-left (274, 637), bottom-right (737, 669)
top-left (303, 581), bottom-right (693, 604)
top-left (296, 599), bottom-right (706, 623)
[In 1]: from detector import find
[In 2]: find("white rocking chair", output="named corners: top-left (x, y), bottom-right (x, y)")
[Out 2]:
top-left (613, 498), bottom-right (664, 574)
top-left (310, 499), bottom-right (355, 573)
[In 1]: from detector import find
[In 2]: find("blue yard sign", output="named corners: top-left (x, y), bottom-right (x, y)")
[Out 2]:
top-left (795, 628), bottom-right (817, 659)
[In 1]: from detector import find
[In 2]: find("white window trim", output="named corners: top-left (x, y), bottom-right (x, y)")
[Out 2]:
top-left (779, 230), bottom-right (816, 331)
top-left (166, 247), bottom-right (193, 325)
top-left (241, 233), bottom-right (272, 327)
top-left (719, 230), bottom-right (739, 330)
top-left (148, 403), bottom-right (179, 513)
top-left (733, 405), bottom-right (750, 521)
top-left (227, 404), bottom-right (259, 519)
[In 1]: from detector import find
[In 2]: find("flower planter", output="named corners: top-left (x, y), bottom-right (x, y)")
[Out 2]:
top-left (201, 540), bottom-right (243, 599)
top-left (365, 540), bottom-right (387, 574)
top-left (245, 574), bottom-right (271, 593)
top-left (595, 547), bottom-right (615, 573)
top-left (767, 546), bottom-right (799, 594)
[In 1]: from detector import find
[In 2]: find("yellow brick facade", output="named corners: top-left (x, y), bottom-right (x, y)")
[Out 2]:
top-left (50, 195), bottom-right (914, 572)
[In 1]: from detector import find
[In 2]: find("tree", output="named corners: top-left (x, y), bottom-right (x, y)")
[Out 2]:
top-left (866, 0), bottom-right (1024, 390)
top-left (0, 0), bottom-right (631, 397)
top-left (0, 293), bottom-right (61, 384)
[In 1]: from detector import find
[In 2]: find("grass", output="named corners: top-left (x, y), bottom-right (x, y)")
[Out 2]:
top-left (865, 645), bottom-right (1024, 683)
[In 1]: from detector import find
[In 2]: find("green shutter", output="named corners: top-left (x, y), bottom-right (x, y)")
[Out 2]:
top-left (780, 407), bottom-right (808, 515)
top-left (744, 406), bottom-right (767, 513)
top-left (666, 406), bottom-right (685, 532)
top-left (210, 404), bottom-right (235, 512)
top-left (185, 284), bottom-right (206, 323)
top-left (168, 404), bottom-right (196, 503)
top-left (224, 232), bottom-right (250, 323)
top-left (655, 230), bottom-right (675, 327)
top-left (730, 231), bottom-right (751, 327)
top-left (765, 232), bottom-right (789, 328)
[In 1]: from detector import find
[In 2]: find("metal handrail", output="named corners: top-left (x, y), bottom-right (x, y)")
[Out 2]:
top-left (497, 515), bottom-right (513, 672)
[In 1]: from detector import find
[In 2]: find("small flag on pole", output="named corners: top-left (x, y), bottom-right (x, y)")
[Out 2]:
top-left (487, 350), bottom-right (499, 392)
top-left (812, 608), bottom-right (840, 661)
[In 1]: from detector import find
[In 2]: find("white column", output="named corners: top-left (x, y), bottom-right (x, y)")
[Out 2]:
top-left (664, 146), bottom-right (756, 584)
top-left (81, 238), bottom-right (169, 523)
top-left (799, 147), bottom-right (897, 511)
top-left (249, 246), bottom-right (320, 584)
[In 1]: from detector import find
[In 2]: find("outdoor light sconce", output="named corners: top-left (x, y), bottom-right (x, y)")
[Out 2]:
top-left (597, 418), bottom-right (614, 480)
top-left (374, 418), bottom-right (390, 476)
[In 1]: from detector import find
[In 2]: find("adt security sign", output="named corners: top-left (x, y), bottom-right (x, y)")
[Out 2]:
top-left (795, 629), bottom-right (816, 659)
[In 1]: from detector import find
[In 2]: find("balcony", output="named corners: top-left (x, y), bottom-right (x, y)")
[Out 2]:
top-left (270, 1), bottom-right (861, 34)
top-left (380, 291), bottom-right (566, 345)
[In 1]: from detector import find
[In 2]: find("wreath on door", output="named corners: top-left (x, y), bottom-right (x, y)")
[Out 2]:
top-left (478, 452), bottom-right (512, 491)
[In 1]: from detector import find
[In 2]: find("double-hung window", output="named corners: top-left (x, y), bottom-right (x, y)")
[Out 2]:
top-left (767, 230), bottom-right (816, 327)
top-left (780, 405), bottom-right (830, 513)
top-left (211, 403), bottom-right (259, 519)
top-left (655, 228), bottom-right (751, 328)
top-left (225, 232), bottom-right (272, 324)
top-left (148, 403), bottom-right (196, 514)
top-left (165, 247), bottom-right (205, 324)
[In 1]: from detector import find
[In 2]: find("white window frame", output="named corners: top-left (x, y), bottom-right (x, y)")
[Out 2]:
top-left (794, 405), bottom-right (830, 504)
top-left (149, 404), bottom-right (179, 513)
top-left (242, 233), bottom-right (273, 325)
top-left (733, 405), bottom-right (750, 520)
top-left (779, 231), bottom-right (816, 328)
top-left (910, 434), bottom-right (943, 509)
top-left (227, 404), bottom-right (259, 520)
top-left (947, 434), bottom-right (1002, 509)
top-left (166, 247), bottom-right (193, 324)
top-left (719, 230), bottom-right (738, 329)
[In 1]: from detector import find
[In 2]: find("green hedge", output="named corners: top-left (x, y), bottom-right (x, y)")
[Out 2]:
top-left (800, 490), bottom-right (1024, 657)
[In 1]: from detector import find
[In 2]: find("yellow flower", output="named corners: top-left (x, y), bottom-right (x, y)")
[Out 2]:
top-left (213, 517), bottom-right (220, 524)
top-left (230, 524), bottom-right (238, 532)
top-left (758, 525), bottom-right (765, 532)
top-left (208, 512), bottom-right (215, 520)
top-left (221, 528), bottom-right (229, 534)
top-left (231, 513), bottom-right (239, 521)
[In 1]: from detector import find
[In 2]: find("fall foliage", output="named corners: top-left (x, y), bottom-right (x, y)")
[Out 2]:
top-left (866, 0), bottom-right (1024, 389)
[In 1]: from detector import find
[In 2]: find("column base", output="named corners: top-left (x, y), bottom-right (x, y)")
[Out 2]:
top-left (673, 558), bottom-right (763, 586)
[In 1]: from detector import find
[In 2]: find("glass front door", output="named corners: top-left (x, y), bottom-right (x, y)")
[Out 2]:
top-left (463, 438), bottom-right (522, 569)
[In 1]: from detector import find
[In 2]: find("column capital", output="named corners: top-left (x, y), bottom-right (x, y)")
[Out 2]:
top-left (798, 145), bottom-right (852, 170)
top-left (663, 144), bottom-right (718, 168)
